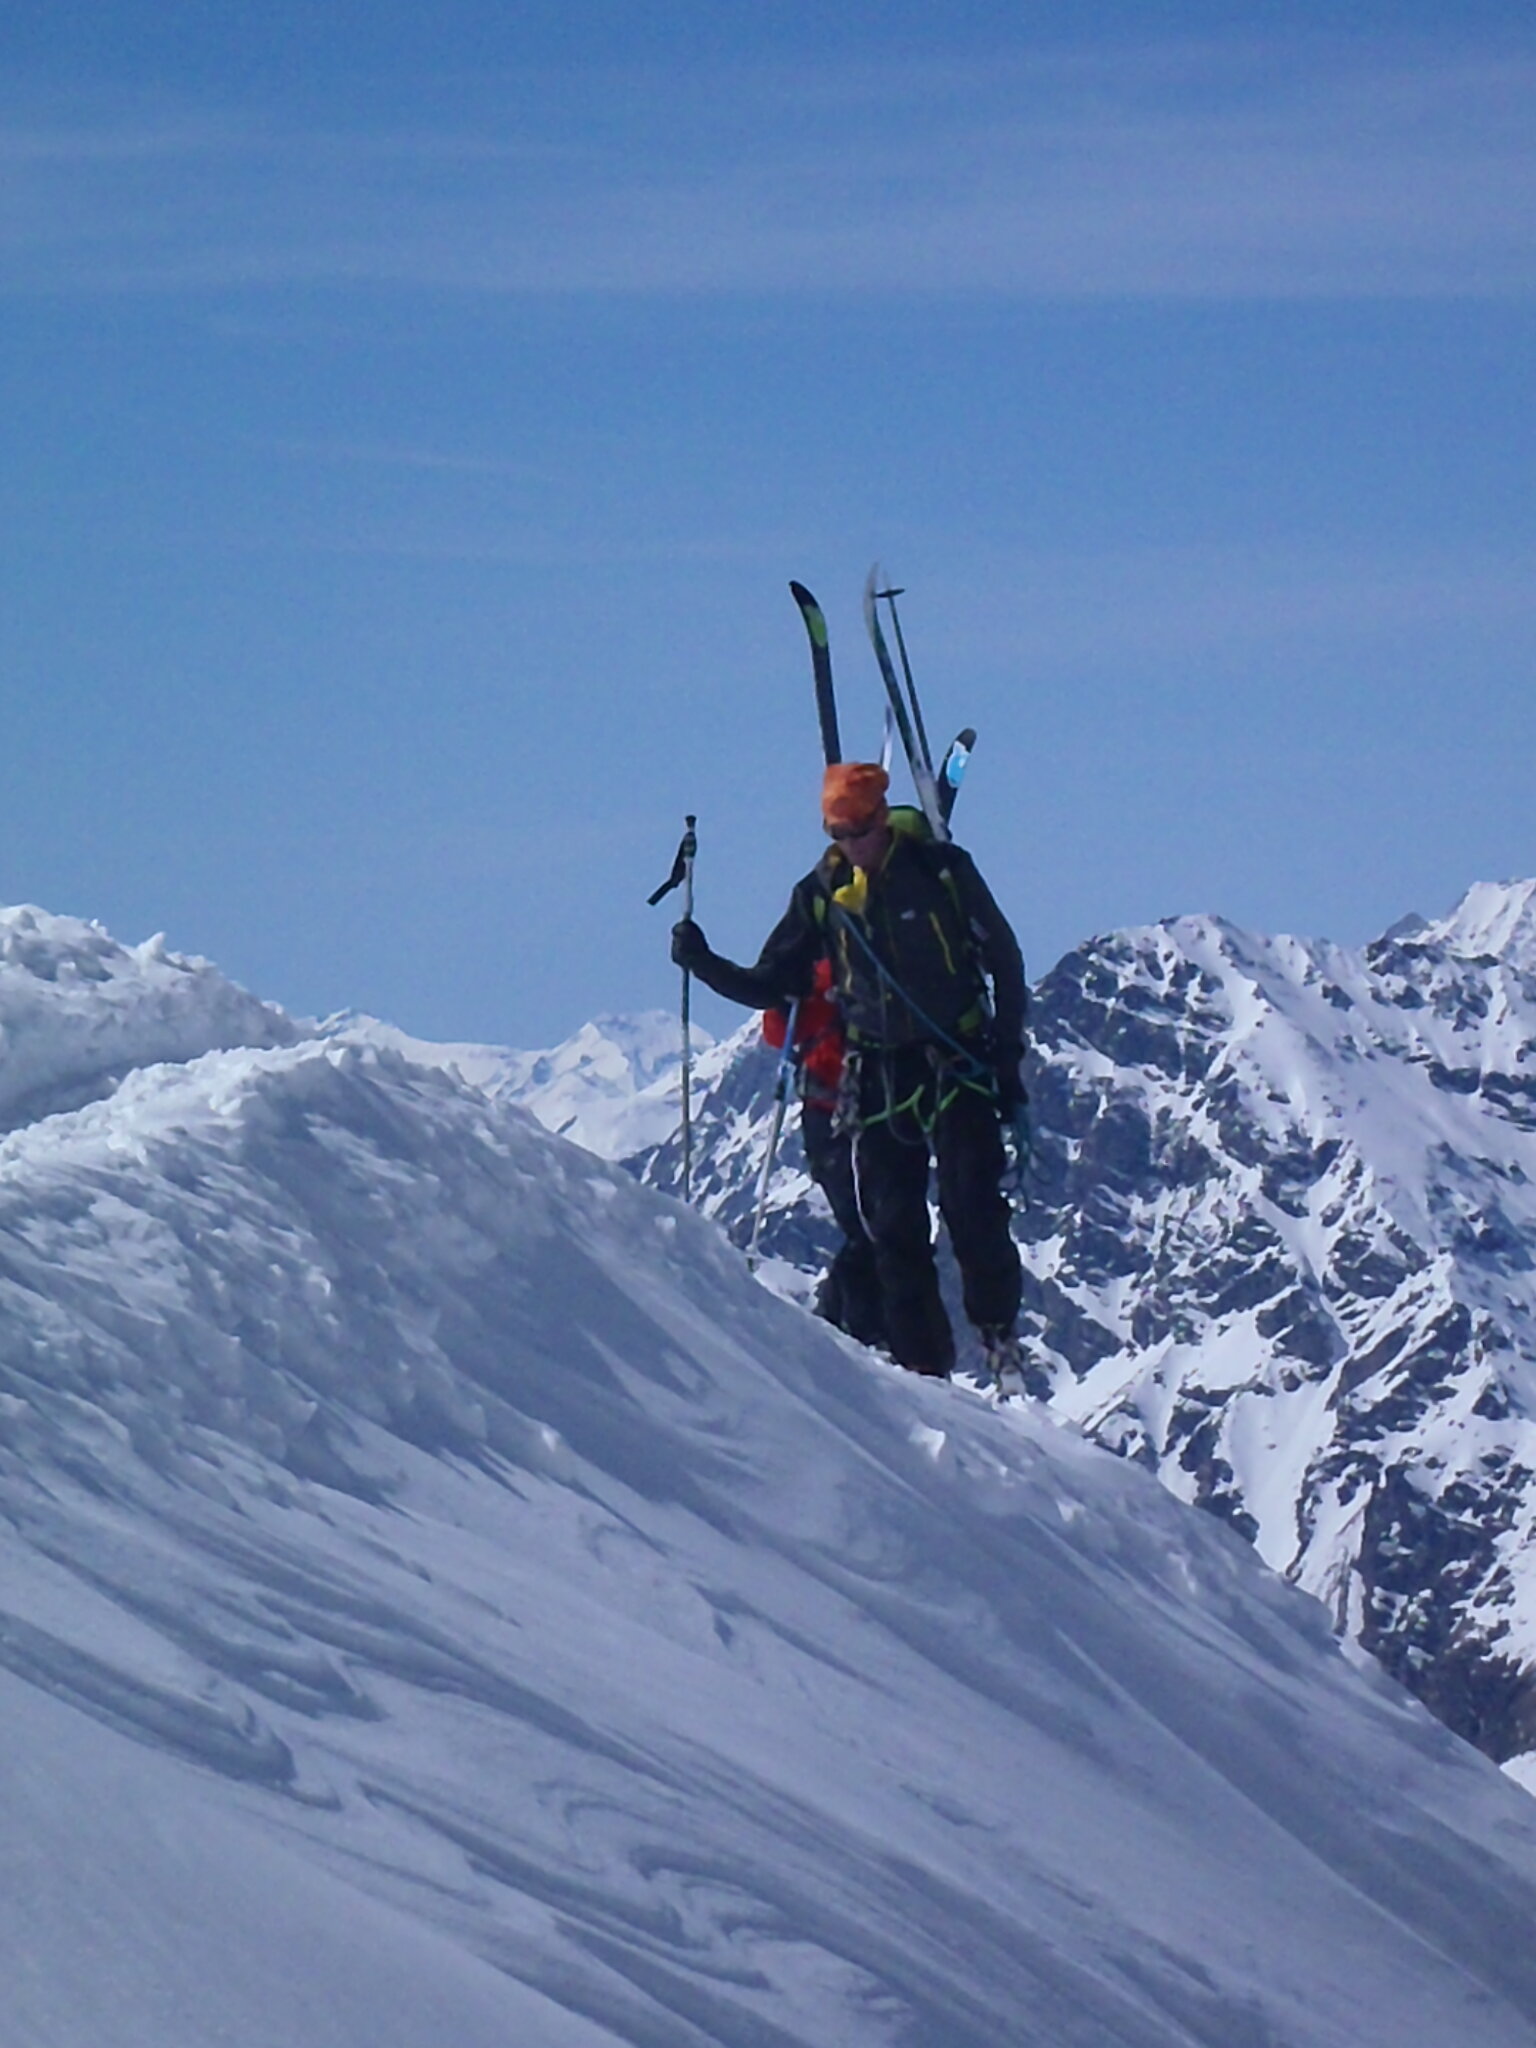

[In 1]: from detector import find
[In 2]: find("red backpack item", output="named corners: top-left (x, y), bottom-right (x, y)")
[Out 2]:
top-left (762, 957), bottom-right (845, 1099)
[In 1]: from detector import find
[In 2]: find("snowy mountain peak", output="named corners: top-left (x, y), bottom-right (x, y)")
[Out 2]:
top-left (0, 903), bottom-right (295, 1134)
top-left (486, 1007), bottom-right (714, 1156)
top-left (566, 1008), bottom-right (703, 1089)
top-left (1415, 878), bottom-right (1536, 967)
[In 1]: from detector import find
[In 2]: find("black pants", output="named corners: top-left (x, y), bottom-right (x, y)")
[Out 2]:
top-left (802, 1103), bottom-right (885, 1347)
top-left (852, 1046), bottom-right (1020, 1376)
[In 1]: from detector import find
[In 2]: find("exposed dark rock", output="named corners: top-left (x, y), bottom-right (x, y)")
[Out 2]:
top-left (1354, 1466), bottom-right (1536, 1761)
top-left (1166, 1396), bottom-right (1261, 1544)
top-left (1256, 1288), bottom-right (1339, 1371)
top-left (1326, 1230), bottom-right (1419, 1300)
top-left (1021, 1275), bottom-right (1120, 1379)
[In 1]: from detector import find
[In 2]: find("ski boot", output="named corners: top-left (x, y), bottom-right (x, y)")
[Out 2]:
top-left (978, 1326), bottom-right (1030, 1402)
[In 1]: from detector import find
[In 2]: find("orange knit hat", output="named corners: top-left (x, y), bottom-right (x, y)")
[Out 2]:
top-left (822, 762), bottom-right (889, 835)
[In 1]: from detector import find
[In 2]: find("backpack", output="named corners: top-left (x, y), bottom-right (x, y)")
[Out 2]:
top-left (762, 957), bottom-right (845, 1102)
top-left (818, 810), bottom-right (988, 1049)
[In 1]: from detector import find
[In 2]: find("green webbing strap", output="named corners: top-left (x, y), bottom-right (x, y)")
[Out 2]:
top-left (857, 1079), bottom-right (930, 1133)
top-left (854, 1052), bottom-right (995, 1140)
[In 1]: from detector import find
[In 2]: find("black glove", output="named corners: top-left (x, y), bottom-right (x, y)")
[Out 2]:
top-left (670, 918), bottom-right (710, 971)
top-left (992, 1046), bottom-right (1027, 1118)
top-left (991, 1047), bottom-right (1031, 1184)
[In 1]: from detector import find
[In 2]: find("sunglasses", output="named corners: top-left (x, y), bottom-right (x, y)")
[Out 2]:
top-left (827, 815), bottom-right (886, 843)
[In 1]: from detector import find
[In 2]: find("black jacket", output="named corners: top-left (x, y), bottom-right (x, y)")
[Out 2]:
top-left (689, 825), bottom-right (1027, 1057)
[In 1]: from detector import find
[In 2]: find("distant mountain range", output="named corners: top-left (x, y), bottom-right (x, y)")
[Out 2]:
top-left (323, 1005), bottom-right (715, 1158)
top-left (501, 882), bottom-right (1536, 1782)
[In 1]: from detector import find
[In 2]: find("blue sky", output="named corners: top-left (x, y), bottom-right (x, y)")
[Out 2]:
top-left (3, 2), bottom-right (1534, 1046)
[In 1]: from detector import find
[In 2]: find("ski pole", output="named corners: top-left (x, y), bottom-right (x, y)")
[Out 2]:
top-left (646, 814), bottom-right (699, 1201)
top-left (865, 566), bottom-right (946, 840)
top-left (747, 1000), bottom-right (799, 1272)
top-left (875, 584), bottom-right (935, 775)
top-left (680, 818), bottom-right (696, 1199)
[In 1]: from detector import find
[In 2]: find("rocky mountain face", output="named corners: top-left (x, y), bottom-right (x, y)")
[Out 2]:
top-left (627, 882), bottom-right (1536, 1779)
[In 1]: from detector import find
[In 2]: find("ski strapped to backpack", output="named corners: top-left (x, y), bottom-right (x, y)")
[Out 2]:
top-left (864, 565), bottom-right (947, 841)
top-left (792, 572), bottom-right (978, 811)
top-left (938, 727), bottom-right (975, 825)
top-left (789, 581), bottom-right (842, 767)
top-left (874, 581), bottom-right (935, 786)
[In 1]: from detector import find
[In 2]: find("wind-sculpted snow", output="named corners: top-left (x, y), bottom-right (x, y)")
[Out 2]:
top-left (647, 881), bottom-right (1536, 1781)
top-left (0, 904), bottom-right (294, 1134)
top-left (8, 953), bottom-right (1536, 2044)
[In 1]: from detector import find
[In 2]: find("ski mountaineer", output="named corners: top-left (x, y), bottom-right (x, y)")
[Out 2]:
top-left (671, 762), bottom-right (1029, 1383)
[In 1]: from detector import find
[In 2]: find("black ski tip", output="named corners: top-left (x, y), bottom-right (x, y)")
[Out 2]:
top-left (789, 580), bottom-right (829, 627)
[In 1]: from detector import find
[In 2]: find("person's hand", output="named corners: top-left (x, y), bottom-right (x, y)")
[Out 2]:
top-left (992, 1046), bottom-right (1027, 1118)
top-left (993, 1050), bottom-right (1031, 1179)
top-left (670, 918), bottom-right (710, 970)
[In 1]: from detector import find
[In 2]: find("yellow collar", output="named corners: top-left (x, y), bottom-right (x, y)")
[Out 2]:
top-left (832, 865), bottom-right (870, 914)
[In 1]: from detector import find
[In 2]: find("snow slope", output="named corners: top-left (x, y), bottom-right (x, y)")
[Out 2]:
top-left (7, 905), bottom-right (1536, 2044)
top-left (1, 1669), bottom-right (604, 2048)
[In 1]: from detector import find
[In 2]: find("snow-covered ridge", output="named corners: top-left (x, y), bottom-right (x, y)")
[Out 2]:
top-left (0, 900), bottom-right (706, 1166)
top-left (0, 905), bottom-right (295, 1134)
top-left (1418, 876), bottom-right (1536, 965)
